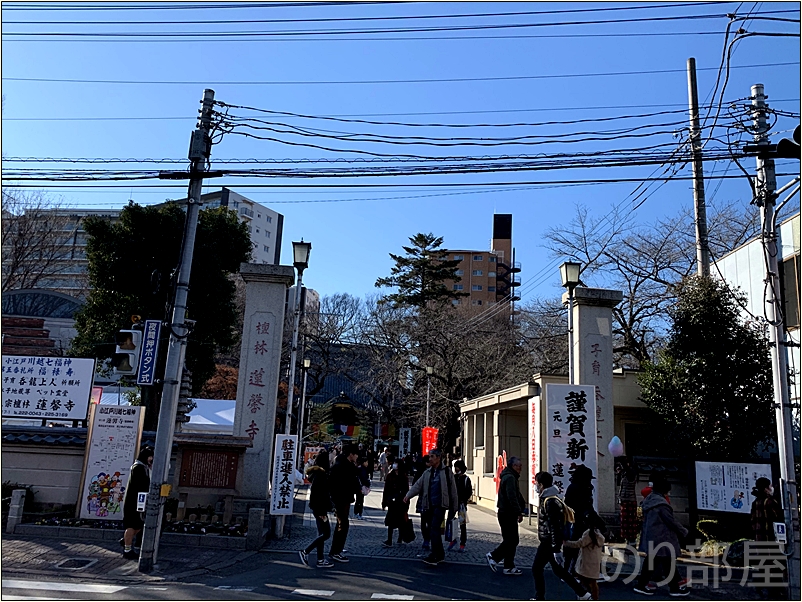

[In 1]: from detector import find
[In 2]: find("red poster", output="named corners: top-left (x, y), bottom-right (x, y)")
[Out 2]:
top-left (422, 427), bottom-right (439, 455)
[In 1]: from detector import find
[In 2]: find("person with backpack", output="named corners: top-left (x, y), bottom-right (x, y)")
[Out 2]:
top-left (404, 449), bottom-right (458, 566)
top-left (486, 456), bottom-right (526, 575)
top-left (448, 459), bottom-right (472, 552)
top-left (299, 451), bottom-right (335, 569)
top-left (563, 509), bottom-right (607, 600)
top-left (531, 471), bottom-right (592, 601)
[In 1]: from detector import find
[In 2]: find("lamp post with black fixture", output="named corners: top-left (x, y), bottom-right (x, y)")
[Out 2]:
top-left (284, 240), bottom-right (311, 437)
top-left (297, 357), bottom-right (312, 469)
top-left (559, 261), bottom-right (581, 385)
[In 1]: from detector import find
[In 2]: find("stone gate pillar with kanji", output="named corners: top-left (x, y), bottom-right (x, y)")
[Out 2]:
top-left (233, 263), bottom-right (295, 500)
top-left (565, 286), bottom-right (623, 515)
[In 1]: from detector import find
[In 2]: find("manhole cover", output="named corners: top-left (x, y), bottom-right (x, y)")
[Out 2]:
top-left (55, 558), bottom-right (98, 570)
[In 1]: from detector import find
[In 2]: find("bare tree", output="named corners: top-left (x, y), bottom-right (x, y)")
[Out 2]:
top-left (518, 296), bottom-right (570, 376)
top-left (1, 189), bottom-right (75, 293)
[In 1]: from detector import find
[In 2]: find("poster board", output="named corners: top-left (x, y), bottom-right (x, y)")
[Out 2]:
top-left (77, 404), bottom-right (145, 520)
top-left (1, 355), bottom-right (95, 420)
top-left (270, 434), bottom-right (298, 515)
top-left (303, 445), bottom-right (325, 466)
top-left (546, 384), bottom-right (598, 507)
top-left (695, 461), bottom-right (771, 514)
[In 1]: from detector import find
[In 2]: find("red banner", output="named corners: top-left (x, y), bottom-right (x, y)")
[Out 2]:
top-left (422, 427), bottom-right (439, 456)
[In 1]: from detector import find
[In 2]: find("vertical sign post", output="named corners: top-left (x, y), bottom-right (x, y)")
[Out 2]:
top-left (136, 320), bottom-right (162, 386)
top-left (422, 426), bottom-right (439, 456)
top-left (399, 428), bottom-right (412, 458)
top-left (528, 394), bottom-right (541, 507)
top-left (270, 435), bottom-right (298, 515)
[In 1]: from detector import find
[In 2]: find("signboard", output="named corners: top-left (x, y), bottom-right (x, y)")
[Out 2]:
top-left (270, 434), bottom-right (298, 515)
top-left (136, 492), bottom-right (148, 513)
top-left (422, 426), bottom-right (439, 456)
top-left (136, 320), bottom-right (162, 386)
top-left (304, 445), bottom-right (325, 466)
top-left (528, 394), bottom-right (541, 506)
top-left (77, 404), bottom-right (145, 520)
top-left (2, 355), bottom-right (95, 420)
top-left (546, 384), bottom-right (598, 505)
top-left (695, 461), bottom-right (771, 514)
top-left (179, 450), bottom-right (238, 490)
top-left (399, 428), bottom-right (412, 458)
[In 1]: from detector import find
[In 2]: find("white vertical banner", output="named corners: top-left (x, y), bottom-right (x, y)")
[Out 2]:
top-left (528, 394), bottom-right (541, 506)
top-left (546, 384), bottom-right (598, 507)
top-left (270, 434), bottom-right (298, 515)
top-left (399, 428), bottom-right (412, 458)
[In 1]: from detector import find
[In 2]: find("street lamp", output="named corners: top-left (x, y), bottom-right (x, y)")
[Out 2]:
top-left (285, 240), bottom-right (311, 436)
top-left (297, 357), bottom-right (312, 468)
top-left (560, 261), bottom-right (581, 385)
top-left (426, 366), bottom-right (433, 427)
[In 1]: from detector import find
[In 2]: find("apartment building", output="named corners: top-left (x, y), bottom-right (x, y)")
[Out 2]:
top-left (443, 214), bottom-right (521, 307)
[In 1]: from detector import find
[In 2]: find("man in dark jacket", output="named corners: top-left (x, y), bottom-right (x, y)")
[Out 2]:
top-left (327, 444), bottom-right (361, 562)
top-left (531, 471), bottom-right (590, 601)
top-left (486, 457), bottom-right (527, 575)
top-left (634, 478), bottom-right (689, 596)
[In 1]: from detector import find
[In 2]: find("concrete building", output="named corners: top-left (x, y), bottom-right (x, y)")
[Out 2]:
top-left (442, 214), bottom-right (521, 308)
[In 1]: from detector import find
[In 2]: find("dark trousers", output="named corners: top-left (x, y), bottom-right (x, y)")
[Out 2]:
top-left (491, 511), bottom-right (520, 569)
top-left (564, 545), bottom-right (580, 574)
top-left (330, 503), bottom-right (351, 555)
top-left (304, 515), bottom-right (331, 561)
top-left (637, 554), bottom-right (682, 592)
top-left (532, 544), bottom-right (587, 600)
top-left (354, 492), bottom-right (365, 516)
top-left (387, 526), bottom-right (402, 543)
top-left (428, 506), bottom-right (447, 560)
top-left (420, 509), bottom-right (431, 543)
top-left (458, 522), bottom-right (467, 546)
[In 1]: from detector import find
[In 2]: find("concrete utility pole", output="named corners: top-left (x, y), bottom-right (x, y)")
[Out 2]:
top-left (750, 82), bottom-right (800, 600)
top-left (139, 89), bottom-right (216, 573)
top-left (686, 58), bottom-right (710, 277)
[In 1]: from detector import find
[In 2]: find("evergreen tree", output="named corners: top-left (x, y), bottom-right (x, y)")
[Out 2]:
top-left (638, 276), bottom-right (775, 460)
top-left (375, 233), bottom-right (466, 307)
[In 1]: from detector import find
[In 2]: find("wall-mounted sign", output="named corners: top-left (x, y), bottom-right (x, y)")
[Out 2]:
top-left (77, 404), bottom-right (145, 520)
top-left (270, 434), bottom-right (298, 515)
top-left (2, 355), bottom-right (95, 420)
top-left (695, 461), bottom-right (771, 514)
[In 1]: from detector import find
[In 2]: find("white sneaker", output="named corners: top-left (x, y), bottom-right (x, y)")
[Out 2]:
top-left (577, 593), bottom-right (593, 601)
top-left (486, 552), bottom-right (498, 573)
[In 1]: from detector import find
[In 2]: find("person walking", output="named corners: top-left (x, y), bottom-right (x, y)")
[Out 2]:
top-left (564, 465), bottom-right (596, 574)
top-left (354, 456), bottom-right (371, 519)
top-left (617, 458), bottom-right (639, 545)
top-left (563, 509), bottom-right (607, 600)
top-left (382, 458), bottom-right (410, 547)
top-left (749, 477), bottom-right (786, 599)
top-left (328, 444), bottom-right (361, 563)
top-left (378, 447), bottom-right (389, 482)
top-left (299, 452), bottom-right (335, 569)
top-left (121, 447), bottom-right (153, 560)
top-left (448, 459), bottom-right (472, 552)
top-left (485, 457), bottom-right (526, 575)
top-left (412, 454), bottom-right (431, 552)
top-left (633, 478), bottom-right (689, 597)
top-left (404, 449), bottom-right (458, 566)
top-left (531, 471), bottom-right (591, 601)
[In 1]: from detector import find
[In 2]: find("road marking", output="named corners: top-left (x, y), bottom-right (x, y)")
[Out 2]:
top-left (293, 589), bottom-right (335, 596)
top-left (371, 595), bottom-right (414, 600)
top-left (2, 580), bottom-right (127, 594)
top-left (2, 597), bottom-right (72, 601)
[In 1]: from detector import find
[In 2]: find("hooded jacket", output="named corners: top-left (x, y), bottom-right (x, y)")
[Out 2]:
top-left (328, 454), bottom-right (361, 506)
top-left (306, 465), bottom-right (333, 516)
top-left (406, 464), bottom-right (458, 514)
top-left (537, 485), bottom-right (567, 552)
top-left (638, 492), bottom-right (688, 556)
top-left (496, 466), bottom-right (526, 515)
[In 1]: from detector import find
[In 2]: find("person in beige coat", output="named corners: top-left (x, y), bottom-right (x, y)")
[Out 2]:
top-left (563, 509), bottom-right (607, 600)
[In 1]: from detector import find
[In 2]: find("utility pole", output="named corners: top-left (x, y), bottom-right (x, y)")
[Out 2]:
top-left (686, 58), bottom-right (710, 277)
top-left (751, 82), bottom-right (800, 600)
top-left (139, 89), bottom-right (216, 573)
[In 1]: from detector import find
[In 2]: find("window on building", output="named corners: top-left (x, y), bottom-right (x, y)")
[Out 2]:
top-left (488, 271), bottom-right (496, 278)
top-left (455, 270), bottom-right (464, 276)
top-left (266, 216), bottom-right (273, 223)
top-left (257, 213), bottom-right (261, 218)
top-left (484, 414), bottom-right (495, 473)
top-left (256, 228), bottom-right (260, 234)
top-left (466, 416), bottom-right (475, 471)
top-left (472, 270), bottom-right (483, 276)
top-left (454, 254), bottom-right (464, 261)
top-left (451, 299), bottom-right (460, 305)
top-left (488, 286), bottom-right (496, 292)
top-left (489, 256), bottom-right (497, 263)
top-left (473, 255), bottom-right (483, 261)
top-left (265, 230), bottom-right (271, 238)
top-left (453, 284), bottom-right (464, 290)
top-left (471, 300), bottom-right (483, 306)
top-left (475, 414), bottom-right (485, 447)
top-left (263, 245), bottom-right (270, 253)
top-left (471, 285), bottom-right (482, 291)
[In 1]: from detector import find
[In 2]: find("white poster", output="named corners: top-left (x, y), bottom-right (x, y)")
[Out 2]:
top-left (399, 428), bottom-right (412, 458)
top-left (78, 404), bottom-right (145, 520)
top-left (1, 355), bottom-right (95, 420)
top-left (270, 434), bottom-right (298, 515)
top-left (528, 394), bottom-right (541, 506)
top-left (695, 461), bottom-right (771, 514)
top-left (546, 384), bottom-right (598, 506)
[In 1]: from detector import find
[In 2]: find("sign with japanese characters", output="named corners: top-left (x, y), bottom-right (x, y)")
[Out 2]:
top-left (2, 355), bottom-right (95, 420)
top-left (270, 434), bottom-right (298, 515)
top-left (136, 320), bottom-right (162, 385)
top-left (399, 428), bottom-right (412, 458)
top-left (546, 384), bottom-right (598, 504)
top-left (422, 426), bottom-right (439, 456)
top-left (78, 404), bottom-right (145, 520)
top-left (528, 394), bottom-right (541, 506)
top-left (695, 461), bottom-right (771, 514)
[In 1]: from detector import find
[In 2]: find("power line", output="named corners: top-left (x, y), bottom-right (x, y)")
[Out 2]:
top-left (2, 2), bottom-right (394, 11)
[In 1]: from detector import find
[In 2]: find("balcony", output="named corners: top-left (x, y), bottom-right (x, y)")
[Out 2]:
top-left (510, 274), bottom-right (521, 286)
top-left (239, 207), bottom-right (254, 219)
top-left (510, 261), bottom-right (522, 273)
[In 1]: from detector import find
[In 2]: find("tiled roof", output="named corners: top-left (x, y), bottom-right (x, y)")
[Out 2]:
top-left (2, 425), bottom-right (158, 448)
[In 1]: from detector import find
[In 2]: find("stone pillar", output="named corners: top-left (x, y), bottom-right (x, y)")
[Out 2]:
top-left (233, 263), bottom-right (295, 500)
top-left (6, 489), bottom-right (26, 534)
top-left (564, 286), bottom-right (623, 515)
top-left (246, 507), bottom-right (266, 550)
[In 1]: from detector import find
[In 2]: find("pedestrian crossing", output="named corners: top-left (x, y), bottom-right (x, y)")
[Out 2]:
top-left (1, 579), bottom-right (128, 601)
top-left (290, 590), bottom-right (418, 599)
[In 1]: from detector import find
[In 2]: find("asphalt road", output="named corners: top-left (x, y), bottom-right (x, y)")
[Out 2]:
top-left (2, 551), bottom-right (720, 601)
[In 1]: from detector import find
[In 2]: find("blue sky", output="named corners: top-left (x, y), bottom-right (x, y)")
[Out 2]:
top-left (2, 1), bottom-right (800, 304)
